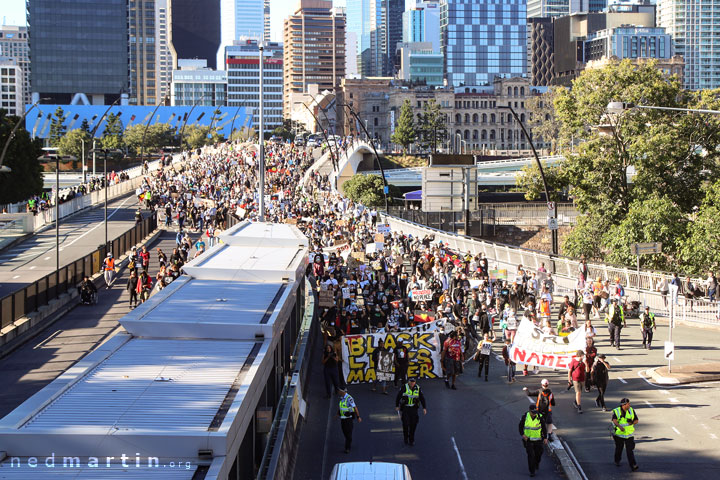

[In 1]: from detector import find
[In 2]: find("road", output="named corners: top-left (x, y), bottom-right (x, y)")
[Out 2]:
top-left (294, 313), bottom-right (720, 480)
top-left (0, 193), bottom-right (140, 297)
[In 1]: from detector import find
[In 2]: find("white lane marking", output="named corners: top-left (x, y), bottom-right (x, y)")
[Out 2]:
top-left (12, 275), bottom-right (19, 279)
top-left (29, 266), bottom-right (36, 270)
top-left (617, 377), bottom-right (627, 384)
top-left (44, 256), bottom-right (50, 260)
top-left (700, 424), bottom-right (710, 430)
top-left (58, 196), bottom-right (132, 250)
top-left (643, 401), bottom-right (654, 408)
top-left (451, 436), bottom-right (469, 480)
top-left (711, 434), bottom-right (718, 440)
top-left (672, 427), bottom-right (681, 435)
top-left (668, 398), bottom-right (679, 403)
top-left (659, 390), bottom-right (670, 395)
top-left (614, 357), bottom-right (622, 363)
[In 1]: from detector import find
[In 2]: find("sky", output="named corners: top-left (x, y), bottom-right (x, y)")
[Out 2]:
top-left (1, 0), bottom-right (353, 43)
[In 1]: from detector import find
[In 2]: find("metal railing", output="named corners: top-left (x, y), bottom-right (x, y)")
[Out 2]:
top-left (257, 277), bottom-right (318, 480)
top-left (0, 213), bottom-right (157, 331)
top-left (381, 214), bottom-right (719, 326)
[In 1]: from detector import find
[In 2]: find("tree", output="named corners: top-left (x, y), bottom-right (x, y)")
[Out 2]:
top-left (123, 123), bottom-right (175, 156)
top-left (526, 87), bottom-right (562, 153)
top-left (341, 174), bottom-right (402, 207)
top-left (182, 124), bottom-right (213, 150)
top-left (101, 113), bottom-right (125, 150)
top-left (515, 161), bottom-right (566, 202)
top-left (79, 119), bottom-right (91, 135)
top-left (679, 180), bottom-right (720, 274)
top-left (391, 99), bottom-right (417, 152)
top-left (418, 99), bottom-right (446, 153)
top-left (57, 128), bottom-right (90, 165)
top-left (48, 107), bottom-right (67, 147)
top-left (0, 110), bottom-right (44, 204)
top-left (272, 118), bottom-right (295, 141)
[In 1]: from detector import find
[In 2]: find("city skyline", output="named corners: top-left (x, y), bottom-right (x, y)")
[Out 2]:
top-left (2, 0), bottom-right (344, 43)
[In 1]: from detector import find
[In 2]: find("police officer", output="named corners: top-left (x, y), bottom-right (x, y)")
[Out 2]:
top-left (519, 404), bottom-right (548, 477)
top-left (640, 306), bottom-right (656, 350)
top-left (337, 387), bottom-right (361, 453)
top-left (612, 397), bottom-right (639, 471)
top-left (606, 298), bottom-right (626, 349)
top-left (395, 377), bottom-right (426, 446)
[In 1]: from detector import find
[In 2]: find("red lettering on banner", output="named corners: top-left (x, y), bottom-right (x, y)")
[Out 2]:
top-left (512, 347), bottom-right (527, 363)
top-left (541, 355), bottom-right (555, 367)
top-left (555, 355), bottom-right (569, 369)
top-left (527, 352), bottom-right (541, 364)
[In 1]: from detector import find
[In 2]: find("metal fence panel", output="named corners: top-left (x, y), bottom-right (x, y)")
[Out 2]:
top-left (13, 291), bottom-right (24, 319)
top-left (24, 282), bottom-right (37, 315)
top-left (1, 296), bottom-right (12, 329)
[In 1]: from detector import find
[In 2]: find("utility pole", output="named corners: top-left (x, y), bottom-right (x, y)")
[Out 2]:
top-left (258, 42), bottom-right (265, 222)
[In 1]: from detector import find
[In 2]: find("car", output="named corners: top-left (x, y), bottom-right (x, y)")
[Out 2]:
top-left (329, 462), bottom-right (413, 480)
top-left (294, 136), bottom-right (305, 146)
top-left (269, 135), bottom-right (284, 144)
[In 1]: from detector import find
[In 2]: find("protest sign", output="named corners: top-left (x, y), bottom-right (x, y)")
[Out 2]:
top-left (284, 218), bottom-right (298, 225)
top-left (376, 224), bottom-right (391, 234)
top-left (351, 251), bottom-right (366, 263)
top-left (342, 330), bottom-right (443, 383)
top-left (489, 269), bottom-right (507, 282)
top-left (411, 289), bottom-right (433, 302)
top-left (508, 319), bottom-right (586, 370)
top-left (342, 287), bottom-right (351, 299)
top-left (469, 279), bottom-right (484, 290)
top-left (375, 350), bottom-right (395, 382)
top-left (412, 310), bottom-right (435, 324)
top-left (318, 290), bottom-right (335, 308)
top-left (365, 243), bottom-right (377, 254)
top-left (374, 233), bottom-right (385, 242)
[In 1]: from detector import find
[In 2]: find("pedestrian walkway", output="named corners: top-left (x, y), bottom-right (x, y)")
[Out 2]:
top-left (648, 362), bottom-right (720, 385)
top-left (0, 228), bottom-right (183, 419)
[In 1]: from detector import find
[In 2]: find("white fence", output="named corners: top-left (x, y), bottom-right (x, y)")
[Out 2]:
top-left (382, 214), bottom-right (719, 326)
top-left (482, 203), bottom-right (578, 226)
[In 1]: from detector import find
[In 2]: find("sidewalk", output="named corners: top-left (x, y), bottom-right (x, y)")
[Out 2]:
top-left (647, 361), bottom-right (720, 385)
top-left (0, 229), bottom-right (184, 419)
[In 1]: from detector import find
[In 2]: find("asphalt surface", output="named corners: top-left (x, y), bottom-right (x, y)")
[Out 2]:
top-left (0, 193), bottom-right (140, 297)
top-left (294, 313), bottom-right (720, 480)
top-left (0, 229), bottom-right (183, 419)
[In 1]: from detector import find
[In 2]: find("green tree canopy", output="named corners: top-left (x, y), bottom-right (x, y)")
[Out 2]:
top-left (48, 107), bottom-right (67, 147)
top-left (391, 99), bottom-right (417, 152)
top-left (418, 99), bottom-right (446, 153)
top-left (123, 123), bottom-right (175, 156)
top-left (679, 180), bottom-right (720, 274)
top-left (101, 113), bottom-right (125, 150)
top-left (526, 87), bottom-right (562, 153)
top-left (0, 110), bottom-right (44, 204)
top-left (57, 128), bottom-right (90, 165)
top-left (341, 174), bottom-right (401, 207)
top-left (515, 161), bottom-right (566, 202)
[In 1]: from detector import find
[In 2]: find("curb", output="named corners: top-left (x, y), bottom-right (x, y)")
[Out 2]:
top-left (646, 366), bottom-right (720, 385)
top-left (548, 436), bottom-right (584, 480)
top-left (645, 367), bottom-right (681, 385)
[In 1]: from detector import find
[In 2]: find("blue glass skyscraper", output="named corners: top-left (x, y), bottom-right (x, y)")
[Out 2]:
top-left (440, 0), bottom-right (528, 86)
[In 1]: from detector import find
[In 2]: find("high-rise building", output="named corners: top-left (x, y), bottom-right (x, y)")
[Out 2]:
top-left (219, 0), bottom-right (265, 71)
top-left (384, 0), bottom-right (405, 75)
top-left (658, 0), bottom-right (720, 89)
top-left (527, 0), bottom-right (569, 18)
top-left (283, 0), bottom-right (346, 115)
top-left (441, 0), bottom-right (528, 87)
top-left (264, 0), bottom-right (271, 42)
top-left (402, 2), bottom-right (441, 52)
top-left (171, 59), bottom-right (227, 107)
top-left (0, 58), bottom-right (23, 116)
top-left (347, 0), bottom-right (387, 76)
top-left (570, 0), bottom-right (608, 12)
top-left (169, 0), bottom-right (221, 69)
top-left (128, 0), bottom-right (172, 106)
top-left (225, 40), bottom-right (284, 135)
top-left (528, 17), bottom-right (555, 86)
top-left (0, 26), bottom-right (30, 108)
top-left (397, 42), bottom-right (444, 86)
top-left (28, 0), bottom-right (128, 105)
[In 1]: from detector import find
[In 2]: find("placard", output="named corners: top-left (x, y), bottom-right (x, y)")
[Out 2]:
top-left (411, 289), bottom-right (433, 301)
top-left (376, 224), bottom-right (391, 234)
top-left (508, 319), bottom-right (587, 370)
top-left (374, 233), bottom-right (386, 242)
top-left (342, 287), bottom-right (350, 299)
top-left (489, 269), bottom-right (507, 282)
top-left (318, 290), bottom-right (335, 308)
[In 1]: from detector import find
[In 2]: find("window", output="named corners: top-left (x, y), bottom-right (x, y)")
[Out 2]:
top-left (455, 113), bottom-right (461, 123)
top-left (473, 113), bottom-right (478, 123)
top-left (490, 113), bottom-right (495, 123)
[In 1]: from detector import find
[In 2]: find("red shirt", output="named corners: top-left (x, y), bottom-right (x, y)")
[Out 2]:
top-left (443, 338), bottom-right (463, 361)
top-left (569, 358), bottom-right (586, 382)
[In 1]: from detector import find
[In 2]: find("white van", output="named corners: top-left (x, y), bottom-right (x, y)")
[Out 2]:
top-left (329, 462), bottom-right (413, 480)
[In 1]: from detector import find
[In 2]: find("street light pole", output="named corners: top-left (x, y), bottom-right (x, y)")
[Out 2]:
top-left (258, 42), bottom-right (265, 222)
top-left (55, 156), bottom-right (59, 273)
top-left (500, 104), bottom-right (558, 256)
top-left (0, 99), bottom-right (49, 169)
top-left (339, 103), bottom-right (389, 210)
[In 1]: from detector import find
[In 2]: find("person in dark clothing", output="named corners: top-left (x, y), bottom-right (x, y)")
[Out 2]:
top-left (78, 276), bottom-right (97, 304)
top-left (524, 378), bottom-right (556, 440)
top-left (584, 337), bottom-right (598, 392)
top-left (322, 344), bottom-right (340, 398)
top-left (395, 377), bottom-right (427, 446)
top-left (394, 341), bottom-right (410, 387)
top-left (477, 305), bottom-right (492, 336)
top-left (126, 271), bottom-right (139, 308)
top-left (519, 404), bottom-right (548, 477)
top-left (592, 354), bottom-right (611, 411)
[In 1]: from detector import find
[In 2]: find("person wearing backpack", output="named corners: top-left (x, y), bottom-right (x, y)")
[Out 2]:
top-left (640, 306), bottom-right (656, 350)
top-left (605, 298), bottom-right (626, 349)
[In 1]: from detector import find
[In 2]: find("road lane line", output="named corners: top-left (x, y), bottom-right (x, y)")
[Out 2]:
top-left (59, 196), bottom-right (133, 249)
top-left (668, 398), bottom-right (679, 403)
top-left (617, 377), bottom-right (627, 384)
top-left (643, 401), bottom-right (654, 408)
top-left (711, 434), bottom-right (718, 440)
top-left (613, 357), bottom-right (622, 363)
top-left (671, 427), bottom-right (681, 435)
top-left (29, 266), bottom-right (36, 270)
top-left (451, 436), bottom-right (469, 480)
top-left (659, 389), bottom-right (670, 395)
top-left (12, 275), bottom-right (19, 279)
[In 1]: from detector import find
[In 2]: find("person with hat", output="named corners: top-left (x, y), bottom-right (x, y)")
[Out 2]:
top-left (395, 377), bottom-right (427, 446)
top-left (518, 404), bottom-right (548, 477)
top-left (337, 387), bottom-right (362, 453)
top-left (102, 253), bottom-right (115, 289)
top-left (640, 306), bottom-right (656, 350)
top-left (524, 379), bottom-right (556, 440)
top-left (605, 297), bottom-right (626, 349)
top-left (611, 398), bottom-right (639, 471)
top-left (592, 354), bottom-right (611, 411)
top-left (568, 350), bottom-right (586, 414)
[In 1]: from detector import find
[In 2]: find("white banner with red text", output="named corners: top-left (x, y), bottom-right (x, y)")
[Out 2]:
top-left (508, 318), bottom-right (587, 370)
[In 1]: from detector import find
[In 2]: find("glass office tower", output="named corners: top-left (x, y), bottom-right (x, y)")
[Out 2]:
top-left (441, 0), bottom-right (527, 86)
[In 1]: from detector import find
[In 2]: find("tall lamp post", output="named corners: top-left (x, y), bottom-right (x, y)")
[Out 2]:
top-left (38, 152), bottom-right (76, 275)
top-left (499, 104), bottom-right (558, 256)
top-left (338, 103), bottom-right (389, 210)
top-left (258, 42), bottom-right (266, 222)
top-left (87, 97), bottom-right (122, 178)
top-left (0, 98), bottom-right (50, 170)
top-left (90, 147), bottom-right (123, 250)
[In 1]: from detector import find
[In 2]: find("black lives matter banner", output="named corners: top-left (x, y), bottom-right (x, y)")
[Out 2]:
top-left (341, 330), bottom-right (443, 384)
